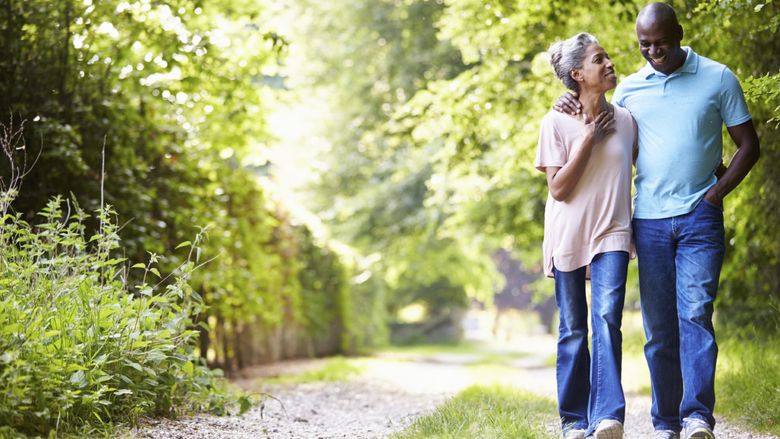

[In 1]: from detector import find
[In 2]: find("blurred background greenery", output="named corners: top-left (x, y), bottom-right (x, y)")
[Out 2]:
top-left (1, 0), bottom-right (779, 433)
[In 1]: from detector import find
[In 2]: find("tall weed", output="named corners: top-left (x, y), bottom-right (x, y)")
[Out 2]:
top-left (0, 196), bottom-right (234, 436)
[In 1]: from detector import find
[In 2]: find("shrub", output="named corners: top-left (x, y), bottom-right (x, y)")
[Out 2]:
top-left (0, 196), bottom-right (233, 436)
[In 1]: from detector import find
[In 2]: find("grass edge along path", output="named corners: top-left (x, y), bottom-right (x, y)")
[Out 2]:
top-left (261, 356), bottom-right (365, 385)
top-left (716, 336), bottom-right (780, 435)
top-left (392, 384), bottom-right (558, 439)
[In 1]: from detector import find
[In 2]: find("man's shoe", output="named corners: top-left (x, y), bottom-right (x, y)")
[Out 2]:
top-left (653, 430), bottom-right (680, 439)
top-left (593, 419), bottom-right (623, 439)
top-left (682, 419), bottom-right (715, 439)
top-left (564, 429), bottom-right (586, 439)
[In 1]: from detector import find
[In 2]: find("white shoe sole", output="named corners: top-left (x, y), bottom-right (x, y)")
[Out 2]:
top-left (593, 423), bottom-right (624, 439)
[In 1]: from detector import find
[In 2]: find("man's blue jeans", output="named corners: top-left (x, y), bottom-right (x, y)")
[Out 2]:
top-left (554, 251), bottom-right (628, 435)
top-left (633, 199), bottom-right (725, 431)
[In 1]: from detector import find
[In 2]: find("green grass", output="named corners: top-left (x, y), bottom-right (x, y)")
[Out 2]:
top-left (622, 312), bottom-right (779, 432)
top-left (392, 385), bottom-right (558, 439)
top-left (716, 335), bottom-right (780, 434)
top-left (263, 356), bottom-right (364, 384)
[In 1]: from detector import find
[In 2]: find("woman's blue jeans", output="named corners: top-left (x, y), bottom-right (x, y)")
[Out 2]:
top-left (633, 199), bottom-right (725, 431)
top-left (553, 251), bottom-right (628, 435)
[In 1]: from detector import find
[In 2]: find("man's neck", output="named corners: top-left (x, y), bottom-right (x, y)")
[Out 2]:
top-left (657, 47), bottom-right (687, 75)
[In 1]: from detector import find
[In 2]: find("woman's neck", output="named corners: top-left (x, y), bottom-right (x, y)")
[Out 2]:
top-left (578, 90), bottom-right (610, 119)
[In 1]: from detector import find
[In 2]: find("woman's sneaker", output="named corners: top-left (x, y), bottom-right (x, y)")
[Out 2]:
top-left (682, 419), bottom-right (715, 439)
top-left (593, 419), bottom-right (623, 439)
top-left (563, 429), bottom-right (586, 439)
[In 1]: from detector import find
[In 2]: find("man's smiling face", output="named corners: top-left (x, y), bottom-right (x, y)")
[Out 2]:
top-left (636, 16), bottom-right (685, 75)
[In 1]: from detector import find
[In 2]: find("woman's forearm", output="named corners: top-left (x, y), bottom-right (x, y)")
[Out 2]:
top-left (548, 135), bottom-right (595, 201)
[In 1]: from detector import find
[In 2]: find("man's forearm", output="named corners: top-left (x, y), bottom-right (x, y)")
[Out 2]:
top-left (708, 120), bottom-right (761, 204)
top-left (712, 143), bottom-right (760, 200)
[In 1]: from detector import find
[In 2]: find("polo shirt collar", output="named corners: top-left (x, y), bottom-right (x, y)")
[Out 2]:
top-left (640, 46), bottom-right (698, 79)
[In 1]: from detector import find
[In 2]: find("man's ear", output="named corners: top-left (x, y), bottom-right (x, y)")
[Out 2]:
top-left (677, 24), bottom-right (684, 42)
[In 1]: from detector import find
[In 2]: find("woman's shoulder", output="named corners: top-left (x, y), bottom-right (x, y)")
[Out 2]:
top-left (541, 109), bottom-right (579, 130)
top-left (613, 105), bottom-right (633, 121)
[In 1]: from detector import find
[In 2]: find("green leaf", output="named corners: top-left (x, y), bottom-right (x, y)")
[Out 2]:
top-left (238, 395), bottom-right (253, 415)
top-left (69, 370), bottom-right (87, 388)
top-left (94, 374), bottom-right (113, 384)
top-left (125, 361), bottom-right (143, 372)
top-left (131, 263), bottom-right (147, 269)
top-left (175, 241), bottom-right (192, 249)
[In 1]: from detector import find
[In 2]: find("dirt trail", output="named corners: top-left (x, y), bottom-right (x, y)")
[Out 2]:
top-left (133, 336), bottom-right (778, 439)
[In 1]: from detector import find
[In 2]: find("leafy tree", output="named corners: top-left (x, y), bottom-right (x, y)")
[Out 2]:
top-left (1, 0), bottom-right (365, 379)
top-left (290, 0), bottom-right (500, 323)
top-left (293, 0), bottom-right (780, 331)
top-left (685, 0), bottom-right (780, 330)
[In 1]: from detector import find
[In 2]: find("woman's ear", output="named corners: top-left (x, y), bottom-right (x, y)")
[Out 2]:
top-left (570, 68), bottom-right (583, 83)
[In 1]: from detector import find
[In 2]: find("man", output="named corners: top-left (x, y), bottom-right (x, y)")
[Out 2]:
top-left (555, 3), bottom-right (760, 439)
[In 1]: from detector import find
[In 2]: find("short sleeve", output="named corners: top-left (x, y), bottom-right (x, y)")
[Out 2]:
top-left (535, 114), bottom-right (567, 172)
top-left (719, 68), bottom-right (751, 127)
top-left (612, 82), bottom-right (626, 108)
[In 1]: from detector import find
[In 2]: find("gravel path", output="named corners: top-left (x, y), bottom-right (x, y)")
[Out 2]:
top-left (133, 338), bottom-right (778, 439)
top-left (134, 379), bottom-right (446, 439)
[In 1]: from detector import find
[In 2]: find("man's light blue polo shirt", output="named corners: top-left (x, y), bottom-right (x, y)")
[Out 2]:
top-left (612, 47), bottom-right (751, 219)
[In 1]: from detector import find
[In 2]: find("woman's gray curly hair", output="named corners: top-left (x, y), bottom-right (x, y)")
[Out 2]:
top-left (548, 32), bottom-right (599, 93)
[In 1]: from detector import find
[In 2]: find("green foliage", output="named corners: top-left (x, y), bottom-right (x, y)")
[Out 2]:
top-left (3, 1), bottom-right (778, 434)
top-left (392, 385), bottom-right (557, 439)
top-left (0, 0), bottom-right (288, 306)
top-left (717, 148), bottom-right (780, 329)
top-left (292, 0), bottom-right (501, 320)
top-left (342, 256), bottom-right (391, 351)
top-left (386, 0), bottom-right (640, 266)
top-left (296, 227), bottom-right (347, 337)
top-left (716, 334), bottom-right (780, 434)
top-left (0, 197), bottom-right (231, 436)
top-left (1, 0), bottom-right (366, 380)
top-left (683, 0), bottom-right (780, 329)
top-left (295, 0), bottom-right (780, 329)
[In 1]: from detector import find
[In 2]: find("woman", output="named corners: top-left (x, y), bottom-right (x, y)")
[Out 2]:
top-left (535, 33), bottom-right (636, 439)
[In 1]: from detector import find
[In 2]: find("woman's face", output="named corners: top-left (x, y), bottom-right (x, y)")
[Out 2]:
top-left (573, 44), bottom-right (617, 93)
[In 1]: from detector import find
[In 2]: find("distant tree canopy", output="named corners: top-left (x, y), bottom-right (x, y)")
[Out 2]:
top-left (0, 0), bottom-right (381, 372)
top-left (293, 0), bottom-right (780, 331)
top-left (2, 0), bottom-right (778, 345)
top-left (0, 0), bottom-right (279, 254)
